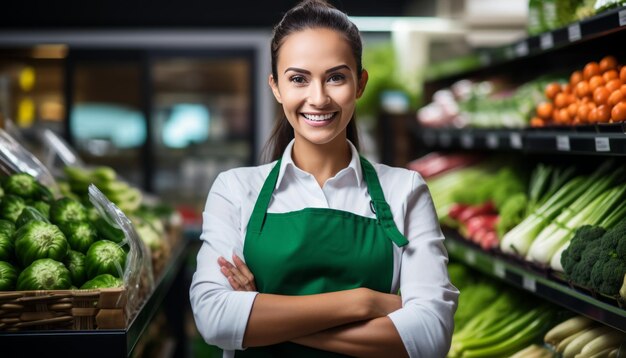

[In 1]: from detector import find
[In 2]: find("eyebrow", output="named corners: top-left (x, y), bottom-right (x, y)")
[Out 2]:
top-left (284, 64), bottom-right (351, 74)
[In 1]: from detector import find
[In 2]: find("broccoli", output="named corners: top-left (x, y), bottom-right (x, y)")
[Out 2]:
top-left (0, 194), bottom-right (26, 222)
top-left (561, 225), bottom-right (606, 276)
top-left (583, 219), bottom-right (626, 296)
top-left (571, 245), bottom-right (602, 287)
top-left (49, 198), bottom-right (88, 226)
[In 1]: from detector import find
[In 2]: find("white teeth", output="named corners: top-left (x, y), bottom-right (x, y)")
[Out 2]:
top-left (303, 113), bottom-right (334, 121)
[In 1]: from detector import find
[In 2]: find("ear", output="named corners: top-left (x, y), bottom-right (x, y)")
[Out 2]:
top-left (356, 69), bottom-right (369, 99)
top-left (268, 74), bottom-right (282, 104)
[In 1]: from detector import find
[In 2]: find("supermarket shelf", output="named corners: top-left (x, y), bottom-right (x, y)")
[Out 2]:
top-left (426, 6), bottom-right (626, 82)
top-left (444, 231), bottom-right (626, 333)
top-left (0, 239), bottom-right (191, 357)
top-left (419, 125), bottom-right (626, 155)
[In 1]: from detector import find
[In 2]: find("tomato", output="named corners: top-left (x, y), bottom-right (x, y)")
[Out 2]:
top-left (588, 108), bottom-right (598, 123)
top-left (530, 117), bottom-right (545, 127)
top-left (612, 102), bottom-right (626, 122)
top-left (536, 102), bottom-right (554, 119)
top-left (603, 69), bottom-right (619, 82)
top-left (605, 79), bottom-right (623, 93)
top-left (589, 75), bottom-right (605, 92)
top-left (554, 92), bottom-right (570, 108)
top-left (620, 66), bottom-right (626, 83)
top-left (577, 103), bottom-right (590, 122)
top-left (608, 89), bottom-right (624, 107)
top-left (583, 62), bottom-right (600, 80)
top-left (596, 104), bottom-right (611, 123)
top-left (621, 84), bottom-right (626, 96)
top-left (559, 108), bottom-right (571, 124)
top-left (545, 83), bottom-right (561, 100)
top-left (570, 71), bottom-right (583, 86)
top-left (568, 102), bottom-right (578, 118)
top-left (575, 81), bottom-right (590, 98)
top-left (593, 87), bottom-right (610, 105)
top-left (599, 56), bottom-right (618, 72)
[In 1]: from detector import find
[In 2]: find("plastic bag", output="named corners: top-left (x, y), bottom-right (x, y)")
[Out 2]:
top-left (88, 184), bottom-right (154, 322)
top-left (40, 129), bottom-right (85, 176)
top-left (0, 128), bottom-right (59, 195)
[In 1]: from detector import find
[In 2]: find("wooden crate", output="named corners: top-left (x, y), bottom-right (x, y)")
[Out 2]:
top-left (0, 287), bottom-right (126, 331)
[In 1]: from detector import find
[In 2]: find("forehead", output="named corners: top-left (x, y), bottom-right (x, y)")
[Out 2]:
top-left (277, 27), bottom-right (356, 71)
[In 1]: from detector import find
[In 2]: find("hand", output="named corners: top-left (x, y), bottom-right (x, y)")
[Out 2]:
top-left (218, 254), bottom-right (257, 292)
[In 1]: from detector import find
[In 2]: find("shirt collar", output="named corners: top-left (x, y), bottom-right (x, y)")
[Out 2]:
top-left (275, 139), bottom-right (363, 189)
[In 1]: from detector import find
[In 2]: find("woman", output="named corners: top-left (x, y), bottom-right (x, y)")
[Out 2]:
top-left (189, 1), bottom-right (458, 357)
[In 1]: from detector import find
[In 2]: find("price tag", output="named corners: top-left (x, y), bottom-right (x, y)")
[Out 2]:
top-left (568, 23), bottom-right (582, 42)
top-left (540, 33), bottom-right (554, 50)
top-left (493, 262), bottom-right (506, 279)
top-left (619, 10), bottom-right (626, 26)
top-left (461, 133), bottom-right (474, 148)
top-left (486, 134), bottom-right (499, 149)
top-left (510, 132), bottom-right (523, 149)
top-left (595, 137), bottom-right (610, 152)
top-left (556, 135), bottom-right (571, 151)
top-left (523, 275), bottom-right (537, 292)
top-left (439, 133), bottom-right (452, 147)
top-left (464, 250), bottom-right (476, 265)
top-left (515, 41), bottom-right (529, 57)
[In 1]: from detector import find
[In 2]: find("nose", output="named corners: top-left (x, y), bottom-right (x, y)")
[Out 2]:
top-left (307, 81), bottom-right (330, 107)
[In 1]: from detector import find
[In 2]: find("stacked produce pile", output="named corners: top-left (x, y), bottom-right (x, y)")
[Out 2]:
top-left (543, 316), bottom-right (625, 357)
top-left (61, 166), bottom-right (175, 277)
top-left (531, 56), bottom-right (626, 127)
top-left (447, 263), bottom-right (557, 357)
top-left (417, 77), bottom-right (552, 129)
top-left (0, 173), bottom-right (126, 291)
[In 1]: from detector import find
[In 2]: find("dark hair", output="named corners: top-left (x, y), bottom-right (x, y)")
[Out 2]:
top-left (263, 0), bottom-right (363, 162)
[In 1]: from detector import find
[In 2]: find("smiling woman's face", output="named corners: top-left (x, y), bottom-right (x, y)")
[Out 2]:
top-left (269, 27), bottom-right (368, 147)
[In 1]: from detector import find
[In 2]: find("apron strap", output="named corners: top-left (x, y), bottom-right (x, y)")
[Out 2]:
top-left (360, 156), bottom-right (409, 247)
top-left (247, 159), bottom-right (282, 236)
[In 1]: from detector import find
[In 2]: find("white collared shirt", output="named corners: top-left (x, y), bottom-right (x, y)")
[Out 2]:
top-left (189, 139), bottom-right (459, 358)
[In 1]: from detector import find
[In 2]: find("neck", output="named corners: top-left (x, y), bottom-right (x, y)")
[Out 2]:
top-left (291, 137), bottom-right (351, 187)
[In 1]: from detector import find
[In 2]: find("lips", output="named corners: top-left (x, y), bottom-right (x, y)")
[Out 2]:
top-left (301, 112), bottom-right (337, 127)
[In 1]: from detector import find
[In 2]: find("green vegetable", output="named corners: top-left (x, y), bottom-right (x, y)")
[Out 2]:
top-left (61, 221), bottom-right (97, 254)
top-left (64, 250), bottom-right (87, 287)
top-left (85, 240), bottom-right (127, 279)
top-left (80, 273), bottom-right (123, 289)
top-left (3, 173), bottom-right (47, 200)
top-left (14, 220), bottom-right (69, 267)
top-left (0, 194), bottom-right (27, 222)
top-left (16, 206), bottom-right (49, 228)
top-left (447, 263), bottom-right (474, 290)
top-left (562, 225), bottom-right (606, 276)
top-left (0, 219), bottom-right (16, 261)
top-left (131, 215), bottom-right (162, 251)
top-left (0, 260), bottom-right (18, 290)
top-left (92, 166), bottom-right (117, 182)
top-left (496, 193), bottom-right (528, 238)
top-left (453, 281), bottom-right (500, 331)
top-left (16, 258), bottom-right (71, 290)
top-left (93, 217), bottom-right (125, 243)
top-left (49, 197), bottom-right (88, 226)
top-left (28, 201), bottom-right (50, 220)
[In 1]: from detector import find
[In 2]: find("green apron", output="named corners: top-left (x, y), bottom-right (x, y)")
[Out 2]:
top-left (238, 156), bottom-right (408, 357)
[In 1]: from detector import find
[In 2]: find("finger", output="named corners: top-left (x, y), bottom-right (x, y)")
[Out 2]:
top-left (232, 255), bottom-right (255, 282)
top-left (225, 265), bottom-right (251, 289)
top-left (227, 275), bottom-right (242, 291)
top-left (217, 256), bottom-right (235, 269)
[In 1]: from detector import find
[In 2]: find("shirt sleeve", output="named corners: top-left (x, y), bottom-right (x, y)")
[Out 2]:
top-left (387, 171), bottom-right (459, 358)
top-left (189, 172), bottom-right (259, 350)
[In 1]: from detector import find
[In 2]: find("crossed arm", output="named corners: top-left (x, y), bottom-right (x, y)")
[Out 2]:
top-left (219, 255), bottom-right (409, 357)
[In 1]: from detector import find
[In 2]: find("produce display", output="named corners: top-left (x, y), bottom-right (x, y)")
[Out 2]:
top-left (531, 56), bottom-right (626, 126)
top-left (543, 315), bottom-right (626, 356)
top-left (419, 154), bottom-right (626, 301)
top-left (447, 263), bottom-right (558, 357)
top-left (418, 77), bottom-right (552, 129)
top-left (0, 173), bottom-right (126, 291)
top-left (527, 0), bottom-right (613, 36)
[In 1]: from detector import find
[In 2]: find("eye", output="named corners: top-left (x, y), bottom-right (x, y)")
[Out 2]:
top-left (328, 73), bottom-right (346, 83)
top-left (289, 75), bottom-right (307, 84)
